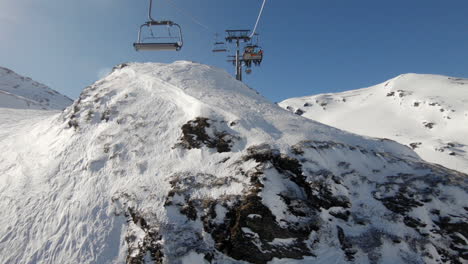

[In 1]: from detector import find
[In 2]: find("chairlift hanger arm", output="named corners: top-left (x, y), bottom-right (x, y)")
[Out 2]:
top-left (147, 0), bottom-right (173, 25)
top-left (148, 0), bottom-right (155, 21)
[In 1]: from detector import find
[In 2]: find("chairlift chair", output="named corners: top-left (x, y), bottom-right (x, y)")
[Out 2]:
top-left (212, 33), bottom-right (228, 53)
top-left (225, 30), bottom-right (251, 43)
top-left (134, 0), bottom-right (183, 51)
top-left (212, 42), bottom-right (227, 53)
top-left (242, 45), bottom-right (263, 62)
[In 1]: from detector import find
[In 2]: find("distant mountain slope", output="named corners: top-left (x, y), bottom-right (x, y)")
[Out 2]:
top-left (0, 64), bottom-right (466, 264)
top-left (280, 73), bottom-right (468, 174)
top-left (0, 66), bottom-right (72, 110)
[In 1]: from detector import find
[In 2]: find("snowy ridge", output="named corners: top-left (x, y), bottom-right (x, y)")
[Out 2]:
top-left (0, 63), bottom-right (466, 264)
top-left (0, 66), bottom-right (72, 110)
top-left (0, 89), bottom-right (44, 110)
top-left (280, 73), bottom-right (468, 174)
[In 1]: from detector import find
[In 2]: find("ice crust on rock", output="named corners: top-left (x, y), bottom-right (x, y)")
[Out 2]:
top-left (0, 62), bottom-right (466, 264)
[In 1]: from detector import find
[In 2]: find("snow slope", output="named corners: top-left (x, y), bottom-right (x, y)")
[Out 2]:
top-left (0, 66), bottom-right (72, 110)
top-left (0, 63), bottom-right (466, 264)
top-left (280, 74), bottom-right (468, 174)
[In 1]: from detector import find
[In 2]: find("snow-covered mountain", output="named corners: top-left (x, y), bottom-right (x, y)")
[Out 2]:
top-left (280, 73), bottom-right (468, 174)
top-left (0, 66), bottom-right (72, 110)
top-left (0, 63), bottom-right (466, 264)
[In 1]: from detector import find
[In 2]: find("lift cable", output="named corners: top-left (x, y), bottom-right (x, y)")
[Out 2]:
top-left (249, 0), bottom-right (267, 38)
top-left (164, 0), bottom-right (211, 31)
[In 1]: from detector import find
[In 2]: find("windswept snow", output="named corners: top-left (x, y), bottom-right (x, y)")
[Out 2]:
top-left (0, 66), bottom-right (72, 110)
top-left (0, 63), bottom-right (466, 264)
top-left (281, 73), bottom-right (468, 174)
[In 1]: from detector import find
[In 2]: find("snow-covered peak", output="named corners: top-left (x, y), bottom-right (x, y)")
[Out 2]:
top-left (281, 73), bottom-right (468, 174)
top-left (0, 66), bottom-right (72, 110)
top-left (384, 73), bottom-right (468, 114)
top-left (63, 61), bottom-right (415, 157)
top-left (1, 63), bottom-right (466, 264)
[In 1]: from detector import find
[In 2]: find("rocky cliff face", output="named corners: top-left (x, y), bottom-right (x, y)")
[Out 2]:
top-left (0, 62), bottom-right (466, 264)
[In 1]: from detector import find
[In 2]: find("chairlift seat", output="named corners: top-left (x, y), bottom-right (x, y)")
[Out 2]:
top-left (134, 42), bottom-right (182, 51)
top-left (243, 53), bottom-right (263, 61)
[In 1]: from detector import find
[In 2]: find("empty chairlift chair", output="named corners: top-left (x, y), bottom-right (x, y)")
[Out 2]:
top-left (212, 42), bottom-right (228, 53)
top-left (212, 34), bottom-right (228, 53)
top-left (133, 0), bottom-right (183, 51)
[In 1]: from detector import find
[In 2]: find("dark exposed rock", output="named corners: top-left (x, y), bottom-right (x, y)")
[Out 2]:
top-left (199, 144), bottom-right (326, 263)
top-left (337, 226), bottom-right (356, 261)
top-left (125, 208), bottom-right (164, 264)
top-left (338, 161), bottom-right (350, 169)
top-left (309, 181), bottom-right (350, 210)
top-left (377, 191), bottom-right (424, 214)
top-left (409, 142), bottom-right (422, 149)
top-left (423, 122), bottom-right (435, 129)
top-left (403, 216), bottom-right (426, 229)
top-left (434, 216), bottom-right (468, 241)
top-left (435, 246), bottom-right (465, 264)
top-left (294, 108), bottom-right (304, 116)
top-left (218, 195), bottom-right (314, 263)
top-left (397, 90), bottom-right (412, 97)
top-left (66, 99), bottom-right (82, 129)
top-left (180, 200), bottom-right (198, 221)
top-left (176, 117), bottom-right (237, 153)
top-left (112, 63), bottom-right (129, 71)
top-left (101, 109), bottom-right (111, 122)
top-left (330, 209), bottom-right (350, 221)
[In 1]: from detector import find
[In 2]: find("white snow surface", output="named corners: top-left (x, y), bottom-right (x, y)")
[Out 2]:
top-left (280, 73), bottom-right (468, 174)
top-left (0, 66), bottom-right (72, 110)
top-left (0, 62), bottom-right (466, 264)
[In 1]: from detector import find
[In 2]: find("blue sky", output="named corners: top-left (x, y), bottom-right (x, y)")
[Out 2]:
top-left (1, 0), bottom-right (467, 102)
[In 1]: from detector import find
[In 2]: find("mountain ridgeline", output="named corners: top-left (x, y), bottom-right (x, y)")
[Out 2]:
top-left (280, 73), bottom-right (468, 175)
top-left (0, 66), bottom-right (72, 110)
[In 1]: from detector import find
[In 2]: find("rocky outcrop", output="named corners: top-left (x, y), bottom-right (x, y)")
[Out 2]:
top-left (115, 139), bottom-right (467, 263)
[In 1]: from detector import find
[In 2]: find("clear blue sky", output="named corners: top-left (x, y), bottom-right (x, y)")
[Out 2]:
top-left (1, 0), bottom-right (467, 102)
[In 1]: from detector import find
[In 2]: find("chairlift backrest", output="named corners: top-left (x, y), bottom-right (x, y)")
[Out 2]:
top-left (133, 0), bottom-right (183, 52)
